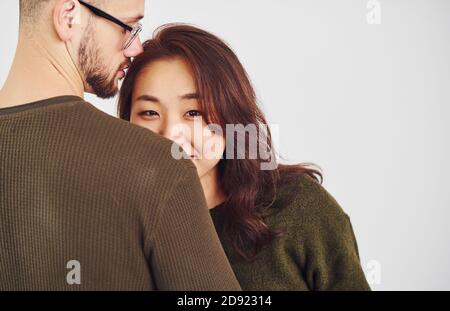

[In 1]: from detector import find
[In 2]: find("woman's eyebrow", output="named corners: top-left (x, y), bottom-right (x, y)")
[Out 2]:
top-left (135, 93), bottom-right (199, 103)
top-left (136, 94), bottom-right (160, 103)
top-left (180, 93), bottom-right (200, 100)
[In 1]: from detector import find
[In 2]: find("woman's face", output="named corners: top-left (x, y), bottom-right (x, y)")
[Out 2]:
top-left (130, 58), bottom-right (225, 178)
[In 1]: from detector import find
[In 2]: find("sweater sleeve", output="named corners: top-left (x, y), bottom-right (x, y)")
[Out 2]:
top-left (148, 166), bottom-right (241, 291)
top-left (298, 204), bottom-right (371, 291)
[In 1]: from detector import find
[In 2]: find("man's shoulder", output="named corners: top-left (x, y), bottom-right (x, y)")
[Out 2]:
top-left (77, 100), bottom-right (169, 150)
top-left (72, 100), bottom-right (197, 174)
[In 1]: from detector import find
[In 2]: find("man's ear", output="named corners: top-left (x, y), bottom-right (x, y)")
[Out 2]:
top-left (53, 0), bottom-right (81, 42)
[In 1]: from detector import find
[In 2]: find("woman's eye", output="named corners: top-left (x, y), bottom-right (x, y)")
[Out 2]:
top-left (185, 110), bottom-right (202, 118)
top-left (139, 110), bottom-right (160, 118)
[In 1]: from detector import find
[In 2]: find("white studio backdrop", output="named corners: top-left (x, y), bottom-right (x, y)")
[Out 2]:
top-left (1, 0), bottom-right (449, 291)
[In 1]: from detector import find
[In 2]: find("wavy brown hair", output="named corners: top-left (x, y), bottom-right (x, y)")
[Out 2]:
top-left (118, 23), bottom-right (323, 261)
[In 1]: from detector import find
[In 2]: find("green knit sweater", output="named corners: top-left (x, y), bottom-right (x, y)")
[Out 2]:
top-left (210, 173), bottom-right (371, 291)
top-left (0, 96), bottom-right (240, 291)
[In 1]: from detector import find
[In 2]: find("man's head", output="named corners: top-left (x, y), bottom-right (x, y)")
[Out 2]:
top-left (19, 0), bottom-right (145, 98)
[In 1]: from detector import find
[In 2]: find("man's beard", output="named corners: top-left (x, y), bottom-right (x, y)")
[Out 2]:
top-left (78, 34), bottom-right (118, 99)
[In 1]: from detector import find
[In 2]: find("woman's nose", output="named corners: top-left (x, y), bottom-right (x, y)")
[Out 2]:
top-left (161, 122), bottom-right (190, 142)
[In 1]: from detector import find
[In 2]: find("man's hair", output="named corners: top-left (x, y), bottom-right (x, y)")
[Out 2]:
top-left (19, 0), bottom-right (103, 25)
top-left (19, 0), bottom-right (52, 24)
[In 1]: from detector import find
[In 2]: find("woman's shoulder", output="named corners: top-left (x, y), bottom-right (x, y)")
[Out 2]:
top-left (264, 171), bottom-right (350, 230)
top-left (260, 170), bottom-right (370, 291)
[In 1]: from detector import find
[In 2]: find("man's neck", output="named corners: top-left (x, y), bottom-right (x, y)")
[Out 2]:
top-left (0, 32), bottom-right (85, 109)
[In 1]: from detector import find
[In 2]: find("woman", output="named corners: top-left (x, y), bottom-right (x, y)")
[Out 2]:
top-left (118, 24), bottom-right (371, 291)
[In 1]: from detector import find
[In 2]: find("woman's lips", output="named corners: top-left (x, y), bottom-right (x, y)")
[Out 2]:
top-left (190, 153), bottom-right (202, 160)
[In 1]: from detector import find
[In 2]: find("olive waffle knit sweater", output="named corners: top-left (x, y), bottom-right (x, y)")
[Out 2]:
top-left (0, 96), bottom-right (241, 291)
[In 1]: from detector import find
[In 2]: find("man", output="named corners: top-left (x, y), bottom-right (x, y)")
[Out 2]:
top-left (0, 0), bottom-right (241, 291)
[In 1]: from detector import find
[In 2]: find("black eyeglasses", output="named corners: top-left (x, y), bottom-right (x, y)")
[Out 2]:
top-left (78, 0), bottom-right (142, 50)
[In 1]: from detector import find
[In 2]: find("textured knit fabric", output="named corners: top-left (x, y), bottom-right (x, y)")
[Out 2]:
top-left (210, 173), bottom-right (371, 291)
top-left (0, 96), bottom-right (241, 291)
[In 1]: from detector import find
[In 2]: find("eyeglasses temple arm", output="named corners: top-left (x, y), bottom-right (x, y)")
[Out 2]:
top-left (78, 0), bottom-right (133, 32)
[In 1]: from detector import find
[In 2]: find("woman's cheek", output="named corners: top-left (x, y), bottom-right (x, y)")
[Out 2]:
top-left (201, 132), bottom-right (224, 161)
top-left (189, 120), bottom-right (205, 155)
top-left (200, 123), bottom-right (225, 161)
